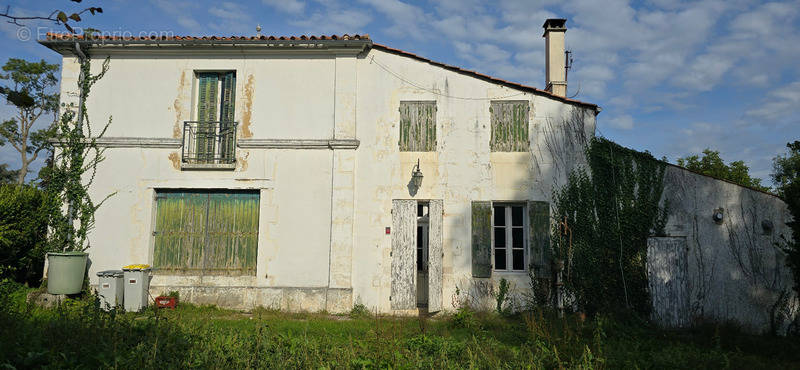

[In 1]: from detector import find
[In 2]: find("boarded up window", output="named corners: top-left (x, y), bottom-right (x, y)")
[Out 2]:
top-left (399, 101), bottom-right (436, 151)
top-left (153, 190), bottom-right (258, 276)
top-left (490, 100), bottom-right (530, 152)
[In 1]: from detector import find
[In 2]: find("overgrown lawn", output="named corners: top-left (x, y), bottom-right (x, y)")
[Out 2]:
top-left (1, 281), bottom-right (797, 369)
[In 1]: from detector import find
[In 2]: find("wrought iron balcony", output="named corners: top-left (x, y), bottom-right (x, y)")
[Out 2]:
top-left (182, 121), bottom-right (238, 168)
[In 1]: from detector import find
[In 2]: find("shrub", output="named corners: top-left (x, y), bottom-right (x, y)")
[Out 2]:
top-left (450, 307), bottom-right (479, 329)
top-left (552, 138), bottom-right (668, 315)
top-left (349, 302), bottom-right (371, 318)
top-left (0, 185), bottom-right (52, 285)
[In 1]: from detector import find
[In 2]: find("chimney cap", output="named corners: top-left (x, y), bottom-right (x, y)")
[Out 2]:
top-left (543, 18), bottom-right (567, 36)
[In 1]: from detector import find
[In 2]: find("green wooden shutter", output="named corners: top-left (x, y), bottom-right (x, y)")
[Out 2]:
top-left (528, 201), bottom-right (551, 277)
top-left (153, 190), bottom-right (259, 276)
top-left (399, 101), bottom-right (436, 152)
top-left (490, 101), bottom-right (529, 152)
top-left (196, 73), bottom-right (219, 162)
top-left (153, 192), bottom-right (208, 273)
top-left (219, 72), bottom-right (236, 161)
top-left (471, 201), bottom-right (492, 278)
top-left (424, 103), bottom-right (436, 151)
top-left (204, 192), bottom-right (258, 275)
top-left (399, 102), bottom-right (411, 151)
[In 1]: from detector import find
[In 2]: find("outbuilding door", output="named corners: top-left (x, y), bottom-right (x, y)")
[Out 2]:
top-left (152, 190), bottom-right (259, 276)
top-left (647, 237), bottom-right (689, 328)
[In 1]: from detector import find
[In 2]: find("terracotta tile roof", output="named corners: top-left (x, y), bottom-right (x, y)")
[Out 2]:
top-left (41, 32), bottom-right (597, 110)
top-left (372, 43), bottom-right (599, 110)
top-left (44, 33), bottom-right (370, 41)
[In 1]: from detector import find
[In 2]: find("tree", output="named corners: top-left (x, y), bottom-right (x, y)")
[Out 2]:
top-left (0, 58), bottom-right (59, 185)
top-left (0, 2), bottom-right (102, 33)
top-left (772, 141), bottom-right (800, 331)
top-left (0, 164), bottom-right (18, 184)
top-left (772, 141), bottom-right (800, 198)
top-left (677, 149), bottom-right (770, 192)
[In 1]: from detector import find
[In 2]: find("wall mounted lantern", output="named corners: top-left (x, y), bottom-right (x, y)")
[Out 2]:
top-left (411, 159), bottom-right (424, 188)
top-left (712, 208), bottom-right (724, 224)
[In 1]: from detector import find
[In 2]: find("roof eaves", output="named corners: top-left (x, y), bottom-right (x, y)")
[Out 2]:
top-left (370, 43), bottom-right (599, 111)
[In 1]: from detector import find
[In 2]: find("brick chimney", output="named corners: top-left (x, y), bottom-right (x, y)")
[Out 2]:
top-left (543, 18), bottom-right (567, 97)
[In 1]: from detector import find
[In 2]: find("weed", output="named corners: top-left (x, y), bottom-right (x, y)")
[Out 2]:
top-left (349, 303), bottom-right (371, 319)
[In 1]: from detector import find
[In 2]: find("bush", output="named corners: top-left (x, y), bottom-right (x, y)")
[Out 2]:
top-left (349, 302), bottom-right (371, 318)
top-left (0, 185), bottom-right (52, 285)
top-left (450, 307), bottom-right (479, 329)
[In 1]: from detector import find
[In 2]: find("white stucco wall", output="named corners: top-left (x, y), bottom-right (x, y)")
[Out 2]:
top-left (661, 166), bottom-right (796, 333)
top-left (55, 44), bottom-right (596, 313)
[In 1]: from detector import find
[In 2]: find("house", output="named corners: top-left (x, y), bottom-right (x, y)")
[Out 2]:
top-left (40, 19), bottom-right (795, 331)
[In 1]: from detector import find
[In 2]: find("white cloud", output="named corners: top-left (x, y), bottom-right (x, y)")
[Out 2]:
top-left (745, 81), bottom-right (800, 123)
top-left (290, 2), bottom-right (372, 35)
top-left (607, 114), bottom-right (635, 130)
top-left (358, 0), bottom-right (429, 38)
top-left (262, 0), bottom-right (306, 14)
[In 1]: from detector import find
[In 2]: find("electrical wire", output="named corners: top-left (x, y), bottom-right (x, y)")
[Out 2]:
top-left (369, 55), bottom-right (528, 101)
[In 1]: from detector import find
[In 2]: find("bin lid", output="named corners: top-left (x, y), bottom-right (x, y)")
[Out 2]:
top-left (96, 270), bottom-right (124, 277)
top-left (122, 264), bottom-right (151, 271)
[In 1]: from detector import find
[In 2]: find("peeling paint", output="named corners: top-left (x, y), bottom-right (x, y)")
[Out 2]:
top-left (168, 152), bottom-right (180, 170)
top-left (241, 74), bottom-right (255, 138)
top-left (237, 150), bottom-right (250, 172)
top-left (173, 71), bottom-right (188, 139)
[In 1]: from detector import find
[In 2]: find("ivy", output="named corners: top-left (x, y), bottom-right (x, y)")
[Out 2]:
top-left (42, 55), bottom-right (113, 253)
top-left (552, 137), bottom-right (668, 316)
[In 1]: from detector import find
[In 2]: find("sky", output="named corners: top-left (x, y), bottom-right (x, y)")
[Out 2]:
top-left (1, 0), bottom-right (799, 184)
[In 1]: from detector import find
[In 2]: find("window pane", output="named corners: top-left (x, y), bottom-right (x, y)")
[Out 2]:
top-left (417, 226), bottom-right (423, 271)
top-left (512, 249), bottom-right (524, 270)
top-left (495, 249), bottom-right (506, 270)
top-left (512, 228), bottom-right (524, 249)
top-left (494, 206), bottom-right (505, 226)
top-left (418, 204), bottom-right (424, 217)
top-left (512, 206), bottom-right (523, 226)
top-left (494, 227), bottom-right (505, 247)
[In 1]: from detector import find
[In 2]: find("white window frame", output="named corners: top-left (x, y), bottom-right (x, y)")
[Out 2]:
top-left (491, 203), bottom-right (528, 272)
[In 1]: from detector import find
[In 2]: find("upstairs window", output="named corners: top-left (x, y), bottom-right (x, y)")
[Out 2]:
top-left (197, 71), bottom-right (236, 124)
top-left (183, 71), bottom-right (237, 166)
top-left (399, 101), bottom-right (436, 151)
top-left (490, 100), bottom-right (529, 152)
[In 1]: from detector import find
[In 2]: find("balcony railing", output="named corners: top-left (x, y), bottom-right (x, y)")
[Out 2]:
top-left (182, 121), bottom-right (238, 167)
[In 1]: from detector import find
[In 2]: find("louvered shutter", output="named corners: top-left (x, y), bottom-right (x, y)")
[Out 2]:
top-left (196, 73), bottom-right (219, 162)
top-left (471, 201), bottom-right (492, 278)
top-left (219, 72), bottom-right (236, 161)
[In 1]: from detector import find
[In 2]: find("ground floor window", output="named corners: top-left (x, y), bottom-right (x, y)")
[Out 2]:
top-left (152, 189), bottom-right (259, 276)
top-left (493, 204), bottom-right (526, 271)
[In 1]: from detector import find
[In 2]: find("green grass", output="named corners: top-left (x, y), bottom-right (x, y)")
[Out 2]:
top-left (1, 280), bottom-right (798, 369)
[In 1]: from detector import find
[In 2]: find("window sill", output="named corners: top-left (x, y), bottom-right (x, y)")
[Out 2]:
top-left (181, 162), bottom-right (236, 171)
top-left (492, 270), bottom-right (529, 275)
